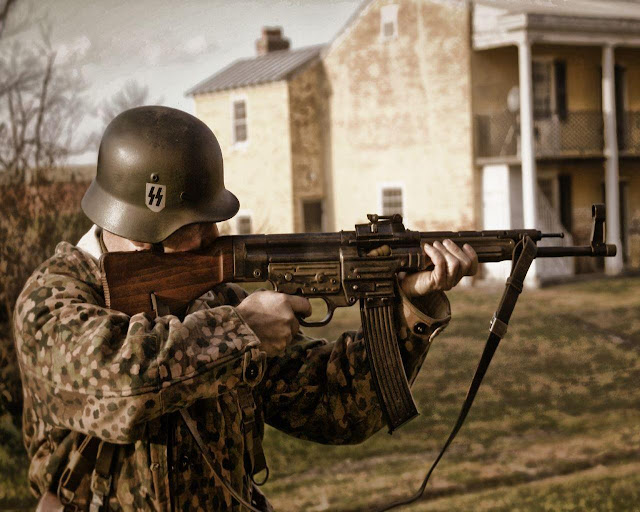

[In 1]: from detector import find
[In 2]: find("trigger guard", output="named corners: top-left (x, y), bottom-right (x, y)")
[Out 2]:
top-left (297, 296), bottom-right (335, 327)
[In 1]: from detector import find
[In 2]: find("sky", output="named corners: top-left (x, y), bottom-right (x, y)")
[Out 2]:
top-left (3, 0), bottom-right (362, 163)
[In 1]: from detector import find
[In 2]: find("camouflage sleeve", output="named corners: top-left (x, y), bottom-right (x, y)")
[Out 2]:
top-left (260, 290), bottom-right (450, 444)
top-left (13, 245), bottom-right (263, 444)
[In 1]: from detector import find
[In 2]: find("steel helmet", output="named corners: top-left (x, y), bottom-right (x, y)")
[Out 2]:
top-left (82, 106), bottom-right (239, 243)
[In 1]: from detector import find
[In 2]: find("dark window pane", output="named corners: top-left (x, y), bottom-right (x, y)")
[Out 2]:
top-left (235, 122), bottom-right (247, 142)
top-left (554, 60), bottom-right (567, 121)
top-left (237, 216), bottom-right (252, 234)
top-left (382, 187), bottom-right (403, 216)
top-left (303, 201), bottom-right (323, 232)
top-left (234, 101), bottom-right (246, 119)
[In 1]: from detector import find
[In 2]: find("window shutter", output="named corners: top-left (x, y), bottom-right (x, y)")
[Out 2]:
top-left (554, 60), bottom-right (567, 122)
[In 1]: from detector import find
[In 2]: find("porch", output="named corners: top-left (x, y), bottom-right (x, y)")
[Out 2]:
top-left (472, 8), bottom-right (640, 280)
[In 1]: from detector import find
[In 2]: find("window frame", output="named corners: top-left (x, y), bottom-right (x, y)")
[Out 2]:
top-left (235, 209), bottom-right (253, 235)
top-left (380, 4), bottom-right (399, 41)
top-left (231, 95), bottom-right (249, 147)
top-left (377, 182), bottom-right (405, 220)
top-left (532, 57), bottom-right (557, 120)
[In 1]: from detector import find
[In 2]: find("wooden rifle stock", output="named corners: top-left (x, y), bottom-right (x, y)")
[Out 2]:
top-left (101, 237), bottom-right (235, 316)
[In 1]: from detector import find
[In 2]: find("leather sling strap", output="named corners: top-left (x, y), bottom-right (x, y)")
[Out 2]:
top-left (180, 409), bottom-right (264, 512)
top-left (374, 237), bottom-right (538, 511)
top-left (360, 293), bottom-right (419, 432)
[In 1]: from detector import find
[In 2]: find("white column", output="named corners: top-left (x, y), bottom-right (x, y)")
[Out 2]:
top-left (518, 39), bottom-right (538, 282)
top-left (602, 44), bottom-right (624, 274)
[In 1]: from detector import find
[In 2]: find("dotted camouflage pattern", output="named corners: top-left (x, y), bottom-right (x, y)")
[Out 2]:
top-left (13, 241), bottom-right (448, 511)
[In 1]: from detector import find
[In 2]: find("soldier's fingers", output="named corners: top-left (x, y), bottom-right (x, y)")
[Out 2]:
top-left (367, 245), bottom-right (391, 257)
top-left (424, 242), bottom-right (447, 291)
top-left (463, 244), bottom-right (479, 276)
top-left (286, 295), bottom-right (313, 318)
top-left (433, 241), bottom-right (460, 290)
top-left (443, 239), bottom-right (472, 277)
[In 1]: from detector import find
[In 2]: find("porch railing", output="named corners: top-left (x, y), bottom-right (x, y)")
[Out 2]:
top-left (476, 111), bottom-right (604, 159)
top-left (619, 111), bottom-right (640, 155)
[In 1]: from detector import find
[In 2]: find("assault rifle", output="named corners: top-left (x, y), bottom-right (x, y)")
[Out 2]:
top-left (101, 203), bottom-right (616, 511)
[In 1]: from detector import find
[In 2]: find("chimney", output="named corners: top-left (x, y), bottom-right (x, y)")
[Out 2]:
top-left (256, 27), bottom-right (290, 56)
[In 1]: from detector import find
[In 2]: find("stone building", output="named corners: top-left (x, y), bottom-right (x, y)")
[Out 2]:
top-left (187, 0), bottom-right (640, 282)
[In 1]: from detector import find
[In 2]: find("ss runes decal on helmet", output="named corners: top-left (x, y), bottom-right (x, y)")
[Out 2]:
top-left (145, 183), bottom-right (166, 212)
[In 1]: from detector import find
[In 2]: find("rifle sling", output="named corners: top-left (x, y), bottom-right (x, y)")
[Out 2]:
top-left (180, 409), bottom-right (265, 512)
top-left (374, 236), bottom-right (537, 511)
top-left (360, 293), bottom-right (419, 433)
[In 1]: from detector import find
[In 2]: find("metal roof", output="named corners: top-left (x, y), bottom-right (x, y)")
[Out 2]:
top-left (186, 44), bottom-right (325, 96)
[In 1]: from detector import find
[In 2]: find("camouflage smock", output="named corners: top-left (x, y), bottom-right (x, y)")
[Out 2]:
top-left (13, 228), bottom-right (451, 511)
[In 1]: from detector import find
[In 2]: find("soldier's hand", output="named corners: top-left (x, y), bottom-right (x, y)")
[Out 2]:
top-left (400, 240), bottom-right (478, 297)
top-left (236, 291), bottom-right (312, 357)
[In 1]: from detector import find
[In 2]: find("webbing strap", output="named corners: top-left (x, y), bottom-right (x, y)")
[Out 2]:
top-left (374, 237), bottom-right (537, 511)
top-left (180, 409), bottom-right (265, 512)
top-left (89, 442), bottom-right (117, 512)
top-left (237, 387), bottom-right (269, 484)
top-left (58, 435), bottom-right (101, 502)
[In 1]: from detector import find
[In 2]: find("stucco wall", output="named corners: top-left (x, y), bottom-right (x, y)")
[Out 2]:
top-left (323, 0), bottom-right (475, 232)
top-left (287, 60), bottom-right (328, 231)
top-left (472, 46), bottom-right (519, 115)
top-left (193, 82), bottom-right (293, 234)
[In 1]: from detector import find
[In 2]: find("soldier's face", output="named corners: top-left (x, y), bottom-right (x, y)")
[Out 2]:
top-left (129, 223), bottom-right (219, 253)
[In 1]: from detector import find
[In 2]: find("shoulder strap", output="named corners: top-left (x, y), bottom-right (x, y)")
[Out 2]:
top-left (89, 441), bottom-right (117, 512)
top-left (57, 435), bottom-right (117, 512)
top-left (58, 435), bottom-right (100, 504)
top-left (374, 237), bottom-right (537, 511)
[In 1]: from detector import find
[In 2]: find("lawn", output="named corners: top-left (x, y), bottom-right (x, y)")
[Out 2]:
top-left (1, 277), bottom-right (639, 511)
top-left (260, 277), bottom-right (640, 511)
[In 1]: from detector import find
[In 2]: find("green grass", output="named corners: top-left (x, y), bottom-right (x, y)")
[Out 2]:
top-left (260, 277), bottom-right (640, 511)
top-left (410, 462), bottom-right (640, 512)
top-left (2, 277), bottom-right (640, 511)
top-left (0, 413), bottom-right (36, 508)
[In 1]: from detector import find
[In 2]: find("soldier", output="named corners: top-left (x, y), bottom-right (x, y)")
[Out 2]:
top-left (14, 106), bottom-right (477, 511)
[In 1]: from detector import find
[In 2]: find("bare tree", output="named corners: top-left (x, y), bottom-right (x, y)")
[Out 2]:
top-left (0, 31), bottom-right (87, 182)
top-left (98, 79), bottom-right (158, 126)
top-left (0, 0), bottom-right (17, 38)
top-left (0, 25), bottom-right (90, 427)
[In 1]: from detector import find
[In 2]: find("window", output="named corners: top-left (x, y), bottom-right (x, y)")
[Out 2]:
top-left (532, 59), bottom-right (567, 121)
top-left (532, 60), bottom-right (552, 119)
top-left (380, 185), bottom-right (403, 217)
top-left (236, 213), bottom-right (252, 234)
top-left (380, 4), bottom-right (399, 40)
top-left (303, 200), bottom-right (323, 232)
top-left (232, 99), bottom-right (247, 143)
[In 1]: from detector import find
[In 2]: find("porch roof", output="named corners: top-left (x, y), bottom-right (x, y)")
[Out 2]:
top-left (473, 0), bottom-right (640, 49)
